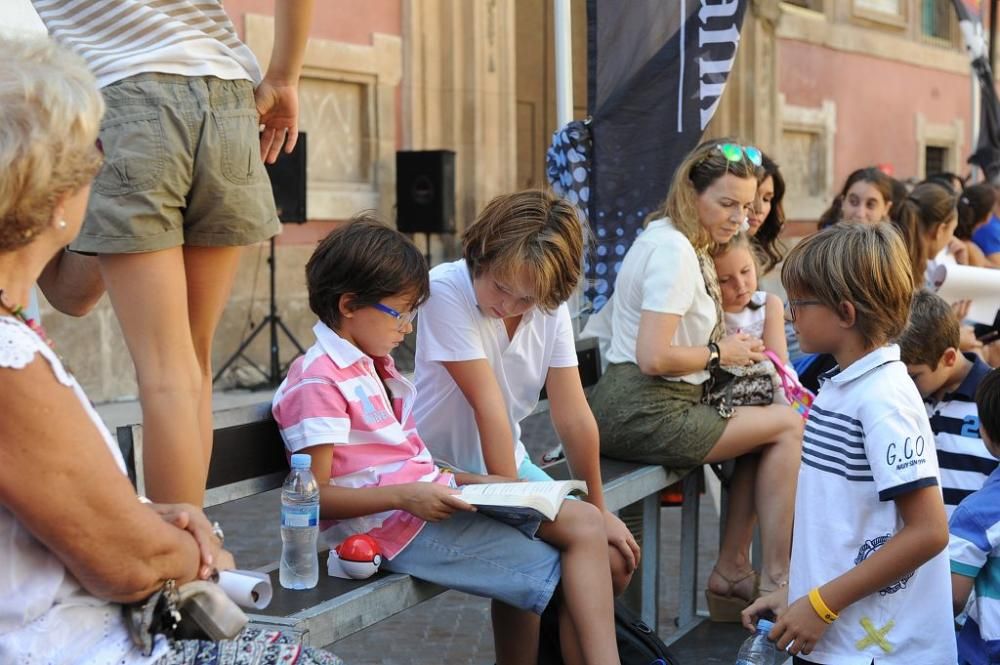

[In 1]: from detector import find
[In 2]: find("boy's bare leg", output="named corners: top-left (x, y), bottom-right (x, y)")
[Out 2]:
top-left (492, 600), bottom-right (540, 665)
top-left (537, 501), bottom-right (621, 665)
top-left (558, 605), bottom-right (585, 665)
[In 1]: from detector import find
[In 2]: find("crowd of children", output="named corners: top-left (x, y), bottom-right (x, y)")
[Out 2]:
top-left (269, 139), bottom-right (1000, 664)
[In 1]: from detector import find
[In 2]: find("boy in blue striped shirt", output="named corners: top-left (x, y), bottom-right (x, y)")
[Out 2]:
top-left (899, 290), bottom-right (995, 517)
top-left (950, 368), bottom-right (1000, 665)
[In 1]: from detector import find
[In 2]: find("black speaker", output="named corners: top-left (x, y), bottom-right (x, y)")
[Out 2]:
top-left (396, 149), bottom-right (456, 234)
top-left (265, 132), bottom-right (307, 224)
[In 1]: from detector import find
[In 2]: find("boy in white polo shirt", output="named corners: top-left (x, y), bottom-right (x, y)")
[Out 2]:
top-left (412, 190), bottom-right (639, 595)
top-left (742, 223), bottom-right (955, 665)
top-left (272, 215), bottom-right (622, 665)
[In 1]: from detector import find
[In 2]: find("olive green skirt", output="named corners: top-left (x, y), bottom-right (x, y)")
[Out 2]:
top-left (588, 362), bottom-right (728, 473)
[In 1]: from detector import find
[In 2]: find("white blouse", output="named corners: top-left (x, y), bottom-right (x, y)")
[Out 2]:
top-left (0, 317), bottom-right (166, 664)
top-left (584, 218), bottom-right (718, 384)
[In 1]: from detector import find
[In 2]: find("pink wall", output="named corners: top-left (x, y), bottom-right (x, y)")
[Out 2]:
top-left (223, 0), bottom-right (404, 153)
top-left (779, 38), bottom-right (973, 186)
top-left (223, 0), bottom-right (401, 43)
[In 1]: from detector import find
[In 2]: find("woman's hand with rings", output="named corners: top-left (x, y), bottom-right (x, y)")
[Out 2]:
top-left (717, 332), bottom-right (765, 366)
top-left (146, 502), bottom-right (233, 579)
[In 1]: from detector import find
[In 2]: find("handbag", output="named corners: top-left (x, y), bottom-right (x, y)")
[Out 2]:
top-left (123, 579), bottom-right (249, 655)
top-left (538, 598), bottom-right (681, 665)
top-left (764, 350), bottom-right (815, 420)
top-left (706, 360), bottom-right (777, 415)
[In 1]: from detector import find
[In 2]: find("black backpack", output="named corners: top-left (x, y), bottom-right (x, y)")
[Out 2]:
top-left (537, 598), bottom-right (681, 665)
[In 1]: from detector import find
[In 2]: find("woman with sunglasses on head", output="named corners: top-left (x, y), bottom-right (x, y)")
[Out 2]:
top-left (586, 139), bottom-right (803, 622)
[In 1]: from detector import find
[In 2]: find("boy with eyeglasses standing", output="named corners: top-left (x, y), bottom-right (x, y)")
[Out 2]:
top-left (743, 223), bottom-right (955, 664)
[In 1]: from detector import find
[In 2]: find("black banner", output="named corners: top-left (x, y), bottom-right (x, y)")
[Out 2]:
top-left (585, 0), bottom-right (748, 310)
top-left (951, 0), bottom-right (1000, 179)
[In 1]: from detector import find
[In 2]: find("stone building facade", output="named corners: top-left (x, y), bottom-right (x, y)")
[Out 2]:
top-left (7, 0), bottom-right (989, 401)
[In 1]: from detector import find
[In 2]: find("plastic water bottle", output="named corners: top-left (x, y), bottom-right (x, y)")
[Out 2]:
top-left (280, 453), bottom-right (320, 589)
top-left (735, 619), bottom-right (779, 665)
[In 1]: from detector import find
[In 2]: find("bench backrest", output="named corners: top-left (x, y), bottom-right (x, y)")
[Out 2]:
top-left (116, 401), bottom-right (289, 507)
top-left (116, 337), bottom-right (604, 507)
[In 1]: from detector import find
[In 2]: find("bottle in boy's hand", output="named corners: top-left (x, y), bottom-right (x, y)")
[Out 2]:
top-left (280, 453), bottom-right (320, 589)
top-left (735, 619), bottom-right (780, 665)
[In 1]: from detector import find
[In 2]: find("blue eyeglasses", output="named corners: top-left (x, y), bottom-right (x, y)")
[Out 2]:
top-left (717, 143), bottom-right (763, 167)
top-left (372, 303), bottom-right (417, 330)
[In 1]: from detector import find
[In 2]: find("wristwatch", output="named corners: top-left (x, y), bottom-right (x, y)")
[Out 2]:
top-left (706, 342), bottom-right (721, 370)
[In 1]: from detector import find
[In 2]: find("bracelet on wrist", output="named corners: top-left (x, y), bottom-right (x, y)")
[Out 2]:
top-left (706, 342), bottom-right (721, 370)
top-left (808, 587), bottom-right (839, 624)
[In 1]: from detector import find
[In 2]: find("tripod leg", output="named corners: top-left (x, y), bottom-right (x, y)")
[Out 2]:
top-left (213, 319), bottom-right (270, 383)
top-left (277, 317), bottom-right (308, 354)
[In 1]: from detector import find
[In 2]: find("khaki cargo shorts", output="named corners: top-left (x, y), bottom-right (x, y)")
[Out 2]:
top-left (72, 73), bottom-right (280, 254)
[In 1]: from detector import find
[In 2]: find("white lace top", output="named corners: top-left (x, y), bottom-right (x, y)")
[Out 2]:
top-left (0, 317), bottom-right (166, 664)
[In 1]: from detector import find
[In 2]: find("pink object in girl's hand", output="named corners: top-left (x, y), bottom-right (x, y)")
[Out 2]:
top-left (764, 350), bottom-right (814, 420)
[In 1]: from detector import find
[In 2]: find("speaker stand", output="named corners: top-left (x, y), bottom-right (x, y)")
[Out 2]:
top-left (213, 237), bottom-right (307, 387)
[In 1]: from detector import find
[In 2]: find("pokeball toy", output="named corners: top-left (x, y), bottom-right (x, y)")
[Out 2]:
top-left (327, 534), bottom-right (382, 579)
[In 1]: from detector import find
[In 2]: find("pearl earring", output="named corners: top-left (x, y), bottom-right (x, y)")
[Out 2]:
top-left (56, 219), bottom-right (68, 229)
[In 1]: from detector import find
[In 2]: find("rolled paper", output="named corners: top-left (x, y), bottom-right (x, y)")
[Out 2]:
top-left (933, 264), bottom-right (1000, 325)
top-left (218, 569), bottom-right (273, 610)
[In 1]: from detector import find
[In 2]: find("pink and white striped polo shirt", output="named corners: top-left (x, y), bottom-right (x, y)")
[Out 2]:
top-left (272, 322), bottom-right (451, 559)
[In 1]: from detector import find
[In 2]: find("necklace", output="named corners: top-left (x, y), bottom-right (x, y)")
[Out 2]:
top-left (0, 289), bottom-right (54, 348)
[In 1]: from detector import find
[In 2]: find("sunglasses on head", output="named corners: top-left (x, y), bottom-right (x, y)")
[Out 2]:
top-left (716, 143), bottom-right (763, 167)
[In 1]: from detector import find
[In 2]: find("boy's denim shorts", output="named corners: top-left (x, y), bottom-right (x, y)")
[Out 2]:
top-left (383, 510), bottom-right (561, 614)
top-left (74, 73), bottom-right (280, 254)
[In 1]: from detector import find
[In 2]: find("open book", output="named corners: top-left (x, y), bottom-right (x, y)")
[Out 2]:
top-left (455, 480), bottom-right (588, 525)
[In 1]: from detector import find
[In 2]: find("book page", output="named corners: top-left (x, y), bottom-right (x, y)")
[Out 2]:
top-left (458, 480), bottom-right (587, 504)
top-left (457, 480), bottom-right (587, 522)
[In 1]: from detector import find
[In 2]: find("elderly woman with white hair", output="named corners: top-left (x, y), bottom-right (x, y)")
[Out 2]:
top-left (0, 36), bottom-right (341, 665)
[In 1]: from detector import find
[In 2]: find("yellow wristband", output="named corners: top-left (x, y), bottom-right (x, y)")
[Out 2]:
top-left (808, 587), bottom-right (838, 624)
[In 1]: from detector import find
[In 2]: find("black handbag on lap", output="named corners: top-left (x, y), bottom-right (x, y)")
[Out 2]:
top-left (537, 598), bottom-right (681, 665)
top-left (706, 361), bottom-right (777, 416)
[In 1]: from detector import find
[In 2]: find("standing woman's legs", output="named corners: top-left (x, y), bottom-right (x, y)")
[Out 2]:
top-left (184, 245), bottom-right (244, 470)
top-left (99, 249), bottom-right (206, 504)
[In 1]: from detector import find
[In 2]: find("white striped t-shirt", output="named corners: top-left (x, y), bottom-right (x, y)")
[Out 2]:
top-left (30, 0), bottom-right (262, 88)
top-left (272, 322), bottom-right (453, 560)
top-left (789, 345), bottom-right (955, 664)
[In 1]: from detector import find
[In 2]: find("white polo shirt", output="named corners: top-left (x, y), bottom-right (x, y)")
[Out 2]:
top-left (587, 218), bottom-right (717, 384)
top-left (789, 345), bottom-right (955, 664)
top-left (413, 259), bottom-right (578, 474)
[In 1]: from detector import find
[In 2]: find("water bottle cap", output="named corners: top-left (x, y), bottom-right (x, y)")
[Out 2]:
top-left (290, 453), bottom-right (312, 469)
top-left (756, 618), bottom-right (774, 634)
